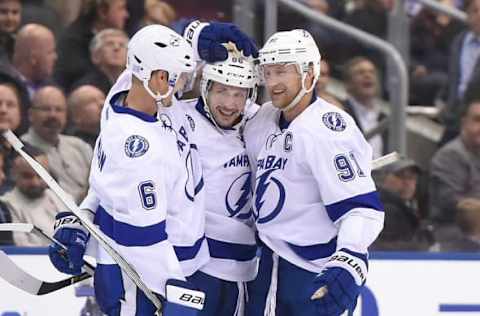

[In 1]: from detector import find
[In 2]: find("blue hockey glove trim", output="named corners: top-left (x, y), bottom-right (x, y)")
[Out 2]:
top-left (309, 249), bottom-right (368, 316)
top-left (48, 212), bottom-right (90, 275)
top-left (183, 20), bottom-right (258, 63)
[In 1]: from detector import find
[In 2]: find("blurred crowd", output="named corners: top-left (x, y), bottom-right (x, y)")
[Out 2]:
top-left (0, 0), bottom-right (479, 253)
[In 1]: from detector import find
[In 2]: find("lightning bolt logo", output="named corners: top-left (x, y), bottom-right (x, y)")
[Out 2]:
top-left (226, 172), bottom-right (252, 218)
top-left (254, 169), bottom-right (286, 224)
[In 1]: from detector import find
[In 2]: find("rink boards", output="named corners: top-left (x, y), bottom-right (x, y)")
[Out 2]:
top-left (0, 248), bottom-right (479, 316)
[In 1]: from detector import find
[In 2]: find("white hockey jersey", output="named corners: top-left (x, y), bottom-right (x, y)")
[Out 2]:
top-left (177, 98), bottom-right (258, 282)
top-left (87, 70), bottom-right (208, 295)
top-left (243, 97), bottom-right (384, 273)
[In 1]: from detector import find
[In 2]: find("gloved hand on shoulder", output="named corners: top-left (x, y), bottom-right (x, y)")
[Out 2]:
top-left (181, 19), bottom-right (258, 63)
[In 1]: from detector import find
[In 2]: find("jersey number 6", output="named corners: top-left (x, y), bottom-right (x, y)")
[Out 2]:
top-left (138, 181), bottom-right (157, 210)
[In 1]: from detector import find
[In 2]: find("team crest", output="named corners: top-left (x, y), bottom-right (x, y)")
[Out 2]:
top-left (322, 112), bottom-right (346, 132)
top-left (125, 135), bottom-right (149, 158)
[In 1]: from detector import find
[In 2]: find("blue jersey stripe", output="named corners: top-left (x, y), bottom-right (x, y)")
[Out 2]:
top-left (174, 236), bottom-right (205, 261)
top-left (325, 191), bottom-right (384, 222)
top-left (207, 238), bottom-right (257, 262)
top-left (287, 237), bottom-right (337, 261)
top-left (94, 206), bottom-right (167, 247)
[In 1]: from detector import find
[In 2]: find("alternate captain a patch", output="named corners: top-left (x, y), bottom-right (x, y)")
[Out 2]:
top-left (125, 135), bottom-right (149, 158)
top-left (322, 112), bottom-right (346, 132)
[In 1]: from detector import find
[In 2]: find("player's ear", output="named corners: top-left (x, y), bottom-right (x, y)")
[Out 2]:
top-left (306, 63), bottom-right (315, 90)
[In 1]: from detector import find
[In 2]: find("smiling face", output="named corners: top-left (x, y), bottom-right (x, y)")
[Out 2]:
top-left (262, 63), bottom-right (303, 110)
top-left (206, 81), bottom-right (249, 128)
top-left (345, 58), bottom-right (379, 103)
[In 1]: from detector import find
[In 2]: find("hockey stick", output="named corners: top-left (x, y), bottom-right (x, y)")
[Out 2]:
top-left (0, 223), bottom-right (95, 295)
top-left (2, 130), bottom-right (163, 312)
top-left (371, 151), bottom-right (400, 170)
top-left (0, 223), bottom-right (96, 272)
top-left (0, 249), bottom-right (91, 295)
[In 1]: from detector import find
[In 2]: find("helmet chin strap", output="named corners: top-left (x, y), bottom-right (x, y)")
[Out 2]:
top-left (275, 72), bottom-right (317, 113)
top-left (143, 80), bottom-right (174, 108)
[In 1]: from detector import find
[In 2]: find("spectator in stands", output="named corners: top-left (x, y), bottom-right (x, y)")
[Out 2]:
top-left (0, 77), bottom-right (29, 193)
top-left (371, 156), bottom-right (432, 250)
top-left (440, 197), bottom-right (480, 251)
top-left (54, 0), bottom-right (129, 91)
top-left (409, 0), bottom-right (464, 106)
top-left (67, 85), bottom-right (105, 148)
top-left (441, 0), bottom-right (480, 144)
top-left (10, 24), bottom-right (57, 99)
top-left (0, 0), bottom-right (21, 63)
top-left (342, 56), bottom-right (387, 158)
top-left (0, 0), bottom-right (21, 34)
top-left (142, 0), bottom-right (176, 26)
top-left (21, 86), bottom-right (93, 203)
top-left (430, 97), bottom-right (480, 245)
top-left (71, 28), bottom-right (128, 94)
top-left (0, 144), bottom-right (66, 246)
top-left (0, 146), bottom-right (12, 245)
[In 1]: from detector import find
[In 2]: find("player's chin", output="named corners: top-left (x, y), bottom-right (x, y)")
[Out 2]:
top-left (271, 99), bottom-right (289, 110)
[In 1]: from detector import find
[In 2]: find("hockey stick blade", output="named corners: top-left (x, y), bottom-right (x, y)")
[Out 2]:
top-left (0, 223), bottom-right (34, 233)
top-left (0, 249), bottom-right (91, 295)
top-left (372, 152), bottom-right (400, 170)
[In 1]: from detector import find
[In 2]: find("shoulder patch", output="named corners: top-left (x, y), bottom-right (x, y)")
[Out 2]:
top-left (322, 112), bottom-right (346, 132)
top-left (125, 135), bottom-right (149, 158)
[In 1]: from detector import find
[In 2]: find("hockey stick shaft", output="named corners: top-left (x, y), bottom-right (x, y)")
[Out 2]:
top-left (2, 130), bottom-right (162, 310)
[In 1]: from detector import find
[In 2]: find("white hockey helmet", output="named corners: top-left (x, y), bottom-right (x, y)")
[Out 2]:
top-left (200, 47), bottom-right (258, 126)
top-left (259, 29), bottom-right (321, 111)
top-left (126, 24), bottom-right (196, 105)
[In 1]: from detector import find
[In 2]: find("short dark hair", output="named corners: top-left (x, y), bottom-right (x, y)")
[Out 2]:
top-left (461, 97), bottom-right (480, 118)
top-left (342, 56), bottom-right (376, 83)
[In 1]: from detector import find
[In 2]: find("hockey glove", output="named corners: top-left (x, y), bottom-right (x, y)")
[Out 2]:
top-left (309, 248), bottom-right (368, 316)
top-left (48, 212), bottom-right (90, 275)
top-left (162, 279), bottom-right (205, 316)
top-left (183, 20), bottom-right (258, 62)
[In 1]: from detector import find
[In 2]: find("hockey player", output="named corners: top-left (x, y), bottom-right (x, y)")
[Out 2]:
top-left (243, 30), bottom-right (385, 316)
top-left (178, 49), bottom-right (259, 315)
top-left (48, 23), bottom-right (258, 316)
